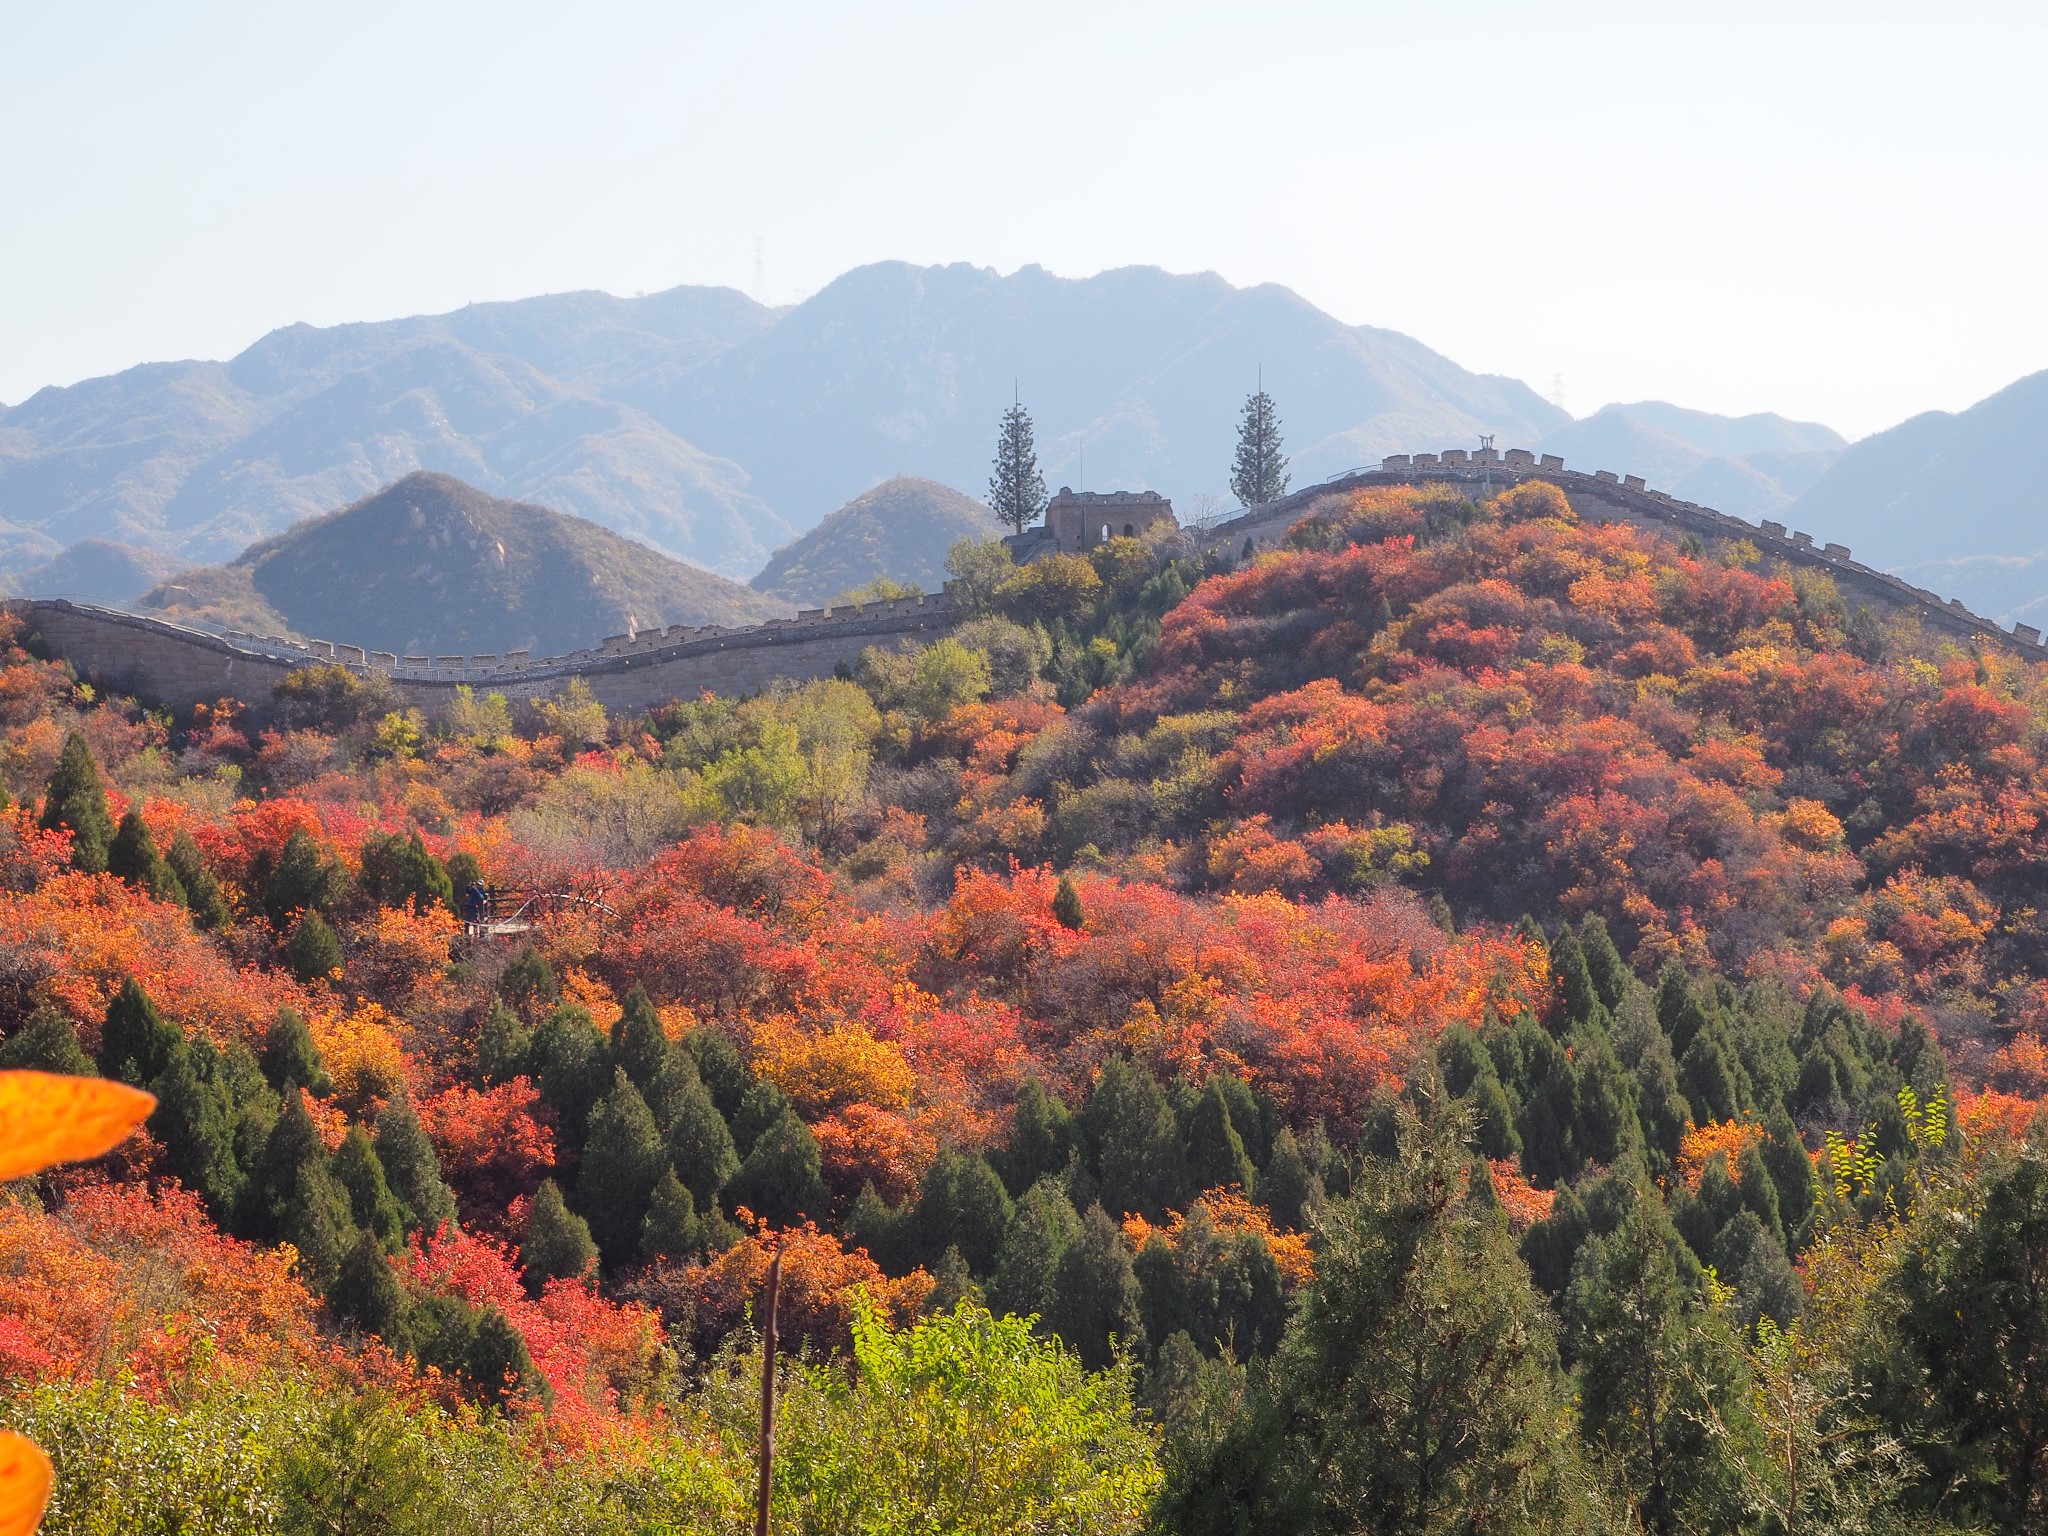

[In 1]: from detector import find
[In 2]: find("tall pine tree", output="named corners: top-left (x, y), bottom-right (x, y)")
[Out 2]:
top-left (1229, 382), bottom-right (1290, 508)
top-left (98, 977), bottom-right (182, 1086)
top-left (988, 396), bottom-right (1047, 536)
top-left (40, 731), bottom-right (115, 873)
top-left (575, 1069), bottom-right (669, 1269)
top-left (108, 806), bottom-right (185, 904)
top-left (373, 1094), bottom-right (458, 1237)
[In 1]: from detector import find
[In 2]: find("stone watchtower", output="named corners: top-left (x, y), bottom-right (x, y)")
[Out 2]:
top-left (1043, 488), bottom-right (1177, 552)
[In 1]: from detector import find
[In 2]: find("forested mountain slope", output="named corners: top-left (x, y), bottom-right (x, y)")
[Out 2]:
top-left (1, 476), bottom-right (2044, 1532)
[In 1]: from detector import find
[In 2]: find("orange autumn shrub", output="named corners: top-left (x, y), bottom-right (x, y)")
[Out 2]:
top-left (749, 1016), bottom-right (915, 1116)
top-left (1121, 1188), bottom-right (1315, 1288)
top-left (419, 1077), bottom-right (557, 1223)
top-left (0, 1181), bottom-right (388, 1398)
top-left (680, 1220), bottom-right (932, 1357)
top-left (1678, 1119), bottom-right (1766, 1193)
top-left (309, 1000), bottom-right (411, 1113)
top-left (402, 1224), bottom-right (662, 1446)
top-left (1487, 1159), bottom-right (1557, 1232)
top-left (1954, 1086), bottom-right (2045, 1147)
top-left (812, 1103), bottom-right (936, 1205)
top-left (0, 873), bottom-right (305, 1046)
top-left (1992, 1030), bottom-right (2048, 1095)
top-left (342, 901), bottom-right (461, 1014)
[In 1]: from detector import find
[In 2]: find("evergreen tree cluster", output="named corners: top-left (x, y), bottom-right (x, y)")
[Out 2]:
top-left (841, 1057), bottom-right (1316, 1372)
top-left (477, 951), bottom-right (817, 1286)
top-left (27, 978), bottom-right (524, 1400)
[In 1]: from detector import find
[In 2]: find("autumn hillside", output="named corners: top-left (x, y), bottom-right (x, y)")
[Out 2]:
top-left (0, 477), bottom-right (2045, 1532)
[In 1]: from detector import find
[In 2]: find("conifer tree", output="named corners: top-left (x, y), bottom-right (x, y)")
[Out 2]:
top-left (1569, 1030), bottom-right (1638, 1169)
top-left (1228, 384), bottom-right (1289, 508)
top-left (473, 998), bottom-right (533, 1087)
top-left (98, 976), bottom-right (182, 1085)
top-left (1084, 1056), bottom-right (1189, 1220)
top-left (1438, 1024), bottom-right (1523, 1162)
top-left (1506, 1017), bottom-right (1579, 1186)
top-left (519, 1179), bottom-right (596, 1291)
top-left (1052, 874), bottom-right (1085, 931)
top-left (1759, 1107), bottom-right (1817, 1242)
top-left (261, 828), bottom-right (348, 927)
top-left (529, 1002), bottom-right (611, 1145)
top-left (287, 913), bottom-right (343, 985)
top-left (466, 1306), bottom-right (539, 1406)
top-left (1576, 914), bottom-right (1632, 1011)
top-left (994, 1078), bottom-right (1077, 1198)
top-left (356, 829), bottom-right (454, 914)
top-left (150, 1037), bottom-right (243, 1216)
top-left (665, 1065), bottom-right (740, 1209)
top-left (988, 397), bottom-right (1048, 536)
top-left (1168, 1098), bottom-right (1605, 1533)
top-left (242, 1088), bottom-right (358, 1288)
top-left (333, 1126), bottom-right (406, 1252)
top-left (329, 1230), bottom-right (410, 1347)
top-left (373, 1094), bottom-right (458, 1237)
top-left (108, 806), bottom-right (185, 904)
top-left (165, 830), bottom-right (229, 931)
top-left (499, 945), bottom-right (560, 1016)
top-left (0, 1007), bottom-right (95, 1076)
top-left (723, 1104), bottom-right (828, 1226)
top-left (639, 1168), bottom-right (701, 1263)
top-left (610, 985), bottom-right (689, 1127)
top-left (39, 730), bottom-right (114, 873)
top-left (1259, 1126), bottom-right (1323, 1231)
top-left (685, 1025), bottom-right (751, 1122)
top-left (1046, 1203), bottom-right (1145, 1371)
top-left (993, 1176), bottom-right (1084, 1320)
top-left (1565, 1181), bottom-right (1753, 1534)
top-left (729, 1078), bottom-right (793, 1159)
top-left (221, 1043), bottom-right (280, 1177)
top-left (910, 1148), bottom-right (1014, 1275)
top-left (1611, 993), bottom-right (1690, 1171)
top-left (261, 1007), bottom-right (332, 1096)
top-left (845, 1182), bottom-right (914, 1274)
top-left (1872, 1142), bottom-right (2048, 1529)
top-left (575, 1069), bottom-right (669, 1269)
top-left (1184, 1078), bottom-right (1257, 1197)
top-left (1209, 1072), bottom-right (1271, 1169)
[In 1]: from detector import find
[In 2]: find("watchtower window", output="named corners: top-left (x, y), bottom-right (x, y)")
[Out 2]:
top-left (1100, 523), bottom-right (1110, 545)
top-left (1123, 523), bottom-right (1135, 537)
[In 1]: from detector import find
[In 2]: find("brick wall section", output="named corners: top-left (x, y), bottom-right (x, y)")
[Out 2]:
top-left (1204, 457), bottom-right (2048, 661)
top-left (7, 594), bottom-right (962, 717)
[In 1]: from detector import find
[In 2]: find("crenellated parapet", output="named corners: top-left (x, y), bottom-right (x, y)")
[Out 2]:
top-left (1204, 451), bottom-right (2048, 660)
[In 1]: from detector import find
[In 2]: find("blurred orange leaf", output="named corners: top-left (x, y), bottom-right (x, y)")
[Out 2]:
top-left (0, 1071), bottom-right (155, 1181)
top-left (0, 1431), bottom-right (51, 1536)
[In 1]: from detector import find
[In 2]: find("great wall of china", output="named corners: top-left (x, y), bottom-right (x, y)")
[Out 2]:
top-left (8, 447), bottom-right (2042, 716)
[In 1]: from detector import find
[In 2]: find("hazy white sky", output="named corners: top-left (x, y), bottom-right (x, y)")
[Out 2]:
top-left (4, 0), bottom-right (2044, 439)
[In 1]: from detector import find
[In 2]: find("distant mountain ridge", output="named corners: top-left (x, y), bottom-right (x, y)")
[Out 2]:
top-left (1535, 403), bottom-right (1845, 518)
top-left (137, 471), bottom-right (783, 658)
top-left (1778, 370), bottom-right (2048, 624)
top-left (0, 288), bottom-right (785, 578)
top-left (1, 263), bottom-right (1570, 585)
